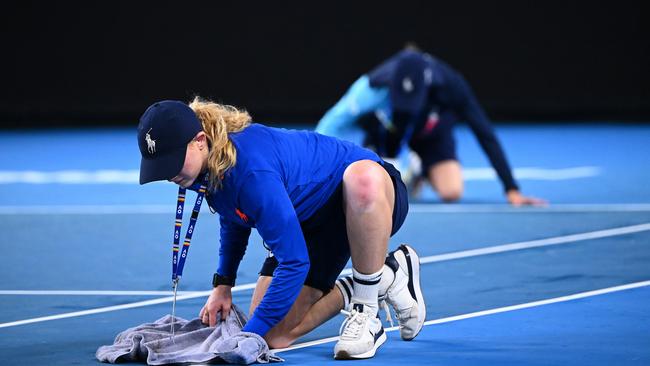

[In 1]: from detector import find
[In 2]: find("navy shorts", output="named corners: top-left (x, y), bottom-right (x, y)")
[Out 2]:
top-left (259, 160), bottom-right (409, 293)
top-left (409, 112), bottom-right (458, 177)
top-left (357, 110), bottom-right (459, 178)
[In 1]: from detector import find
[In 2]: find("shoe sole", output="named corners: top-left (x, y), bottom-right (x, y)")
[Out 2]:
top-left (334, 330), bottom-right (387, 359)
top-left (399, 244), bottom-right (426, 341)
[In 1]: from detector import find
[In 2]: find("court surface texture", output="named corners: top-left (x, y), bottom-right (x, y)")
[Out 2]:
top-left (1, 123), bottom-right (649, 365)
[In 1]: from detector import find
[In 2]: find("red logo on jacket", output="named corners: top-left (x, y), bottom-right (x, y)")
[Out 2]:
top-left (235, 208), bottom-right (248, 223)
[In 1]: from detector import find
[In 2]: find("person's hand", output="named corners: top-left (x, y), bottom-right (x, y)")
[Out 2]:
top-left (199, 285), bottom-right (233, 327)
top-left (506, 189), bottom-right (548, 207)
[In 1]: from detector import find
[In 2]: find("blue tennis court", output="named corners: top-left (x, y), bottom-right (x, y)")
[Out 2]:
top-left (1, 124), bottom-right (649, 365)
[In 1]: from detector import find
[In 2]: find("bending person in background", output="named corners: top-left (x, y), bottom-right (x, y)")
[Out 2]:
top-left (316, 46), bottom-right (546, 206)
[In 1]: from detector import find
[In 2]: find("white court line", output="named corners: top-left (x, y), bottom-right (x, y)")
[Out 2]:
top-left (0, 205), bottom-right (171, 215)
top-left (1, 223), bottom-right (649, 327)
top-left (0, 170), bottom-right (140, 184)
top-left (2, 203), bottom-right (650, 215)
top-left (464, 166), bottom-right (601, 181)
top-left (417, 222), bottom-right (650, 264)
top-left (408, 203), bottom-right (650, 213)
top-left (274, 279), bottom-right (650, 353)
top-left (0, 284), bottom-right (254, 329)
top-left (5, 222), bottom-right (650, 298)
top-left (0, 290), bottom-right (202, 296)
top-left (0, 166), bottom-right (600, 184)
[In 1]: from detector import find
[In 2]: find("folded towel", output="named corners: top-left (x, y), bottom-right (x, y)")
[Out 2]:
top-left (96, 305), bottom-right (283, 365)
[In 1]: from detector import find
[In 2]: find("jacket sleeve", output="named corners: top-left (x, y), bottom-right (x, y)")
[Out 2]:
top-left (448, 71), bottom-right (519, 192)
top-left (237, 170), bottom-right (310, 336)
top-left (316, 75), bottom-right (389, 147)
top-left (217, 216), bottom-right (251, 278)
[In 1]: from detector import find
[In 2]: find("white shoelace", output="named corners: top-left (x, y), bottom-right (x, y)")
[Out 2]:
top-left (339, 309), bottom-right (368, 340)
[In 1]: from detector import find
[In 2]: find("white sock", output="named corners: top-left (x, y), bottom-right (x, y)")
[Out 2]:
top-left (335, 276), bottom-right (354, 309)
top-left (336, 264), bottom-right (395, 308)
top-left (351, 268), bottom-right (382, 313)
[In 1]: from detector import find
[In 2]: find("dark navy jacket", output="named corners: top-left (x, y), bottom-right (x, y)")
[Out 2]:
top-left (317, 50), bottom-right (518, 192)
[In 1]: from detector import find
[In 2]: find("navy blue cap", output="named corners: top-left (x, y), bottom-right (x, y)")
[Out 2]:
top-left (390, 51), bottom-right (432, 114)
top-left (137, 100), bottom-right (202, 184)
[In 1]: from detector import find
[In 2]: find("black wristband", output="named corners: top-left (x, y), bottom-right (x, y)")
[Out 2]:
top-left (212, 273), bottom-right (236, 288)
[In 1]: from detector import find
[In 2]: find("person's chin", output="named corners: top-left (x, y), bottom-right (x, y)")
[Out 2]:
top-left (181, 177), bottom-right (199, 188)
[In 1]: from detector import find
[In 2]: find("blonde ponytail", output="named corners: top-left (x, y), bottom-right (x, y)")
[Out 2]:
top-left (188, 96), bottom-right (252, 189)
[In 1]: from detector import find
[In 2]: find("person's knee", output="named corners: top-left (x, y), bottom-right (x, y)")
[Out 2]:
top-left (343, 161), bottom-right (388, 211)
top-left (438, 186), bottom-right (463, 202)
top-left (427, 161), bottom-right (463, 202)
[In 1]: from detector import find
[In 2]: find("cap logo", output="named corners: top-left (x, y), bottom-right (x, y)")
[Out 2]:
top-left (145, 128), bottom-right (156, 154)
top-left (402, 77), bottom-right (414, 93)
top-left (424, 68), bottom-right (433, 85)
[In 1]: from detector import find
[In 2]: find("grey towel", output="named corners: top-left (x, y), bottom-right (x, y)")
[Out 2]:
top-left (96, 305), bottom-right (283, 365)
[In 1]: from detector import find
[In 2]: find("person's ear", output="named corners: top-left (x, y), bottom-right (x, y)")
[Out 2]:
top-left (194, 132), bottom-right (207, 150)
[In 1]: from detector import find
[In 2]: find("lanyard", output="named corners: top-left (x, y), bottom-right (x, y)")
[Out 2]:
top-left (172, 176), bottom-right (208, 282)
top-left (170, 175), bottom-right (208, 339)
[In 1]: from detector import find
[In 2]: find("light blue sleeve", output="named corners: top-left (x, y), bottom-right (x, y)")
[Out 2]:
top-left (315, 75), bottom-right (391, 146)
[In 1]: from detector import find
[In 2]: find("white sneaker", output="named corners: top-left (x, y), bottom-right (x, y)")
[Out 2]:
top-left (381, 244), bottom-right (426, 340)
top-left (333, 303), bottom-right (386, 359)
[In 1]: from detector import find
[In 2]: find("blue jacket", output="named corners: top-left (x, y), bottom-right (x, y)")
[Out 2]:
top-left (191, 123), bottom-right (380, 336)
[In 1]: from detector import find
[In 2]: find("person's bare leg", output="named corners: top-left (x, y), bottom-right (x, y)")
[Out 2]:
top-left (249, 283), bottom-right (344, 349)
top-left (428, 160), bottom-right (463, 202)
top-left (343, 160), bottom-right (394, 276)
top-left (332, 160), bottom-right (394, 359)
top-left (249, 276), bottom-right (272, 317)
top-left (286, 287), bottom-right (344, 341)
top-left (254, 160), bottom-right (395, 352)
